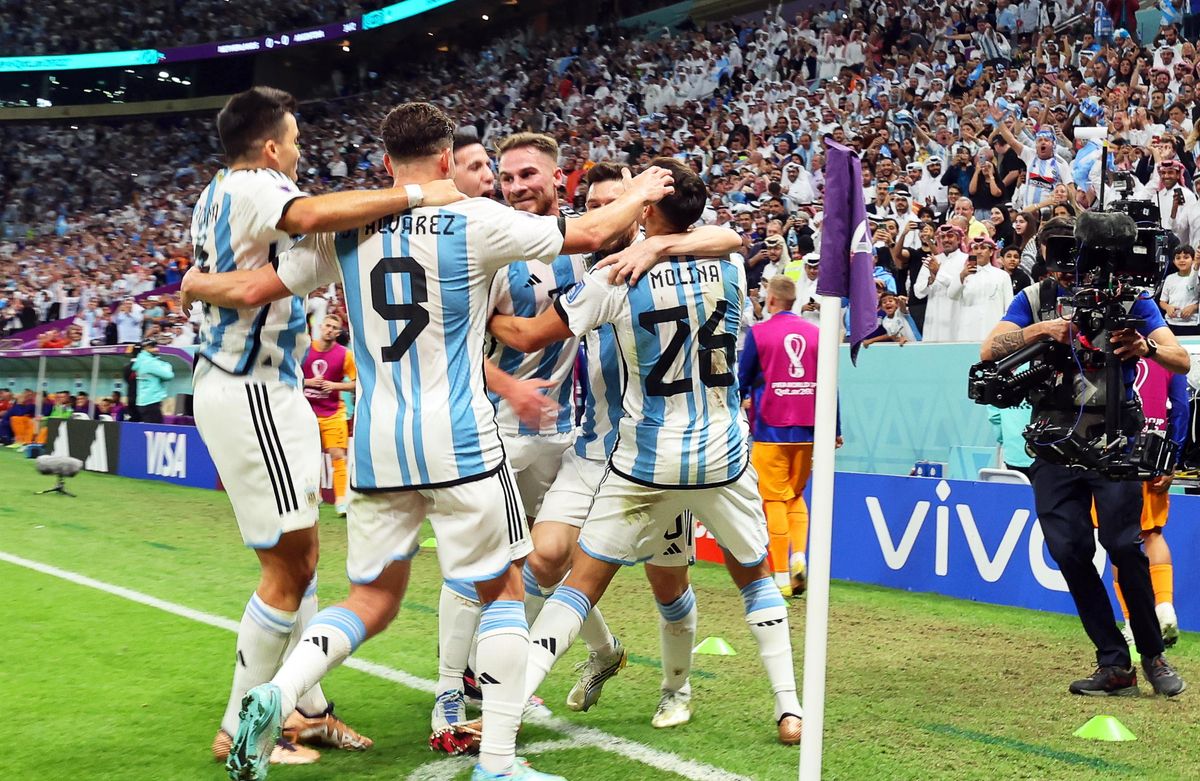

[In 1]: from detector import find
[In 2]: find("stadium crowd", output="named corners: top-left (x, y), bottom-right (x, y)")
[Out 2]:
top-left (7, 0), bottom-right (1200, 345)
top-left (0, 0), bottom-right (387, 56)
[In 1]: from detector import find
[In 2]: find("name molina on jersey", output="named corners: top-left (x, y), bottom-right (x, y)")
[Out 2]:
top-left (648, 261), bottom-right (720, 289)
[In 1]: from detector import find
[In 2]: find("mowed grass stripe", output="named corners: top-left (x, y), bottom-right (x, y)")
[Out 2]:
top-left (0, 550), bottom-right (750, 781)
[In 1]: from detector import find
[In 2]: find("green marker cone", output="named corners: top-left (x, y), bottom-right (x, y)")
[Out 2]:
top-left (692, 636), bottom-right (736, 655)
top-left (1073, 715), bottom-right (1136, 742)
top-left (420, 537), bottom-right (438, 549)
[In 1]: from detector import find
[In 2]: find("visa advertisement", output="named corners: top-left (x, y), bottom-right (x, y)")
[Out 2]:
top-left (117, 422), bottom-right (220, 489)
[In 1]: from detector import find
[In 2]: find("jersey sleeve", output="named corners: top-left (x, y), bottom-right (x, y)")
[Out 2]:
top-left (472, 199), bottom-right (565, 273)
top-left (1133, 293), bottom-right (1168, 336)
top-left (238, 170), bottom-right (307, 239)
top-left (1000, 289), bottom-right (1035, 328)
top-left (553, 268), bottom-right (628, 336)
top-left (343, 350), bottom-right (357, 382)
top-left (277, 232), bottom-right (341, 295)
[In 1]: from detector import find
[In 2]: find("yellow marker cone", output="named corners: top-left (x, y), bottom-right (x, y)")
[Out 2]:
top-left (420, 537), bottom-right (438, 549)
top-left (692, 636), bottom-right (736, 655)
top-left (1073, 715), bottom-right (1136, 742)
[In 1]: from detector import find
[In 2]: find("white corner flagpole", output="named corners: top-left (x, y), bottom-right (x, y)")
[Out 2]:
top-left (799, 294), bottom-right (844, 781)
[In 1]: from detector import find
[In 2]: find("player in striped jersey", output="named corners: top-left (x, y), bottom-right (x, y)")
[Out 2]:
top-left (184, 102), bottom-right (675, 781)
top-left (489, 158), bottom-right (803, 745)
top-left (523, 162), bottom-right (741, 726)
top-left (184, 87), bottom-right (461, 768)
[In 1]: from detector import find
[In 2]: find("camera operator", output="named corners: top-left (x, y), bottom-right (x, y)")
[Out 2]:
top-left (980, 216), bottom-right (1189, 698)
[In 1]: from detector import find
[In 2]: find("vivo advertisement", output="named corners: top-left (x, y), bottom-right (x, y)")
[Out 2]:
top-left (117, 423), bottom-right (220, 489)
top-left (826, 473), bottom-right (1200, 631)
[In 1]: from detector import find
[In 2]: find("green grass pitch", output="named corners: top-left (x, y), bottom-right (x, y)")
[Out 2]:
top-left (3, 451), bottom-right (1199, 780)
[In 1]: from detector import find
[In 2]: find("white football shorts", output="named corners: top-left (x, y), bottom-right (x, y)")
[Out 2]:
top-left (193, 370), bottom-right (321, 548)
top-left (579, 466), bottom-right (767, 567)
top-left (345, 462), bottom-right (532, 585)
top-left (502, 430), bottom-right (573, 518)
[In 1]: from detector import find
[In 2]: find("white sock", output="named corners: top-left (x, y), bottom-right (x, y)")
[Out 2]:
top-left (740, 578), bottom-right (801, 721)
top-left (439, 581), bottom-right (482, 695)
top-left (476, 600), bottom-right (529, 775)
top-left (577, 604), bottom-right (615, 656)
top-left (773, 572), bottom-right (791, 589)
top-left (220, 593), bottom-right (297, 735)
top-left (273, 606), bottom-right (366, 717)
top-left (522, 561), bottom-right (547, 625)
top-left (292, 576), bottom-right (330, 716)
top-left (790, 552), bottom-right (806, 571)
top-left (524, 586), bottom-right (590, 702)
top-left (656, 586), bottom-right (697, 692)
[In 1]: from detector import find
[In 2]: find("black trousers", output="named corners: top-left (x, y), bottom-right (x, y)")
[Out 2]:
top-left (1029, 460), bottom-right (1163, 667)
top-left (137, 402), bottom-right (163, 424)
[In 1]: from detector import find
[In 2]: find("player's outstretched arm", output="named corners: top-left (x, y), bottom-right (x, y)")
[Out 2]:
top-left (560, 166), bottom-right (674, 255)
top-left (180, 265), bottom-right (289, 310)
top-left (488, 307), bottom-right (573, 354)
top-left (278, 179), bottom-right (464, 235)
top-left (594, 225), bottom-right (743, 284)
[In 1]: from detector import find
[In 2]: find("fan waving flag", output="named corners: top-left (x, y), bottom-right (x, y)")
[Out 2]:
top-left (816, 139), bottom-right (879, 364)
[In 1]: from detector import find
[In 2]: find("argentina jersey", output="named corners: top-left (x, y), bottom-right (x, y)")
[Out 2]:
top-left (556, 256), bottom-right (749, 488)
top-left (276, 196), bottom-right (566, 491)
top-left (190, 168), bottom-right (309, 388)
top-left (574, 323), bottom-right (625, 461)
top-left (486, 251), bottom-right (587, 436)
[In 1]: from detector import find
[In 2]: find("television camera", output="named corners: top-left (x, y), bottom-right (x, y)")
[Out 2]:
top-left (968, 210), bottom-right (1175, 480)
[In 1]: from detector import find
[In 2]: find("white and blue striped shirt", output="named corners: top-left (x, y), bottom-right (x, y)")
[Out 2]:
top-left (556, 256), bottom-right (749, 488)
top-left (190, 168), bottom-right (309, 388)
top-left (486, 251), bottom-right (587, 436)
top-left (574, 323), bottom-right (625, 461)
top-left (277, 197), bottom-right (565, 490)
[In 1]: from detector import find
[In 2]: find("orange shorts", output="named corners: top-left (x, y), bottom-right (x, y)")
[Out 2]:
top-left (317, 413), bottom-right (348, 451)
top-left (750, 442), bottom-right (813, 502)
top-left (1089, 482), bottom-right (1169, 533)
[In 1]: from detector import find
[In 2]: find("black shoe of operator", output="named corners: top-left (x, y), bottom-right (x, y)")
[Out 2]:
top-left (1068, 665), bottom-right (1139, 696)
top-left (1142, 655), bottom-right (1187, 697)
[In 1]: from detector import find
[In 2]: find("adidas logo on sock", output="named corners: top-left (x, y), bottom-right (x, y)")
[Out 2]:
top-left (306, 635), bottom-right (331, 655)
top-left (478, 672), bottom-right (500, 685)
top-left (755, 619), bottom-right (785, 628)
top-left (535, 637), bottom-right (558, 655)
top-left (237, 650), bottom-right (247, 668)
top-left (662, 543), bottom-right (682, 556)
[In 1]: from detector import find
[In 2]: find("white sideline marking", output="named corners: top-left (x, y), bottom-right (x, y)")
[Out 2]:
top-left (405, 739), bottom-right (575, 781)
top-left (1, 550), bottom-right (752, 781)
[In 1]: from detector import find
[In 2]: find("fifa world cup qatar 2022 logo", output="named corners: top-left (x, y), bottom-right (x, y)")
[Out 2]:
top-left (784, 333), bottom-right (807, 379)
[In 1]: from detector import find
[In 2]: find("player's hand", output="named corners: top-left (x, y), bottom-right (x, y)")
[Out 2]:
top-left (1147, 473), bottom-right (1174, 494)
top-left (1110, 328), bottom-right (1149, 359)
top-left (420, 179), bottom-right (467, 208)
top-left (180, 266), bottom-right (203, 311)
top-left (304, 377), bottom-right (323, 388)
top-left (594, 239), bottom-right (662, 285)
top-left (504, 378), bottom-right (561, 430)
top-left (836, 435), bottom-right (844, 448)
top-left (624, 165), bottom-right (675, 204)
top-left (1040, 317), bottom-right (1075, 345)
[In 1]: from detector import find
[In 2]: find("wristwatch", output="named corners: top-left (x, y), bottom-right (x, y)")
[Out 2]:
top-left (1146, 338), bottom-right (1158, 358)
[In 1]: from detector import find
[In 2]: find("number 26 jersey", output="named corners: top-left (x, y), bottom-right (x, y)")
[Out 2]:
top-left (278, 197), bottom-right (565, 491)
top-left (554, 255), bottom-right (749, 489)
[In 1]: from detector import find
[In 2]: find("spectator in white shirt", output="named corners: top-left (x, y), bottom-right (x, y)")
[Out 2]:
top-left (949, 236), bottom-right (1015, 341)
top-left (113, 299), bottom-right (144, 344)
top-left (1158, 244), bottom-right (1200, 334)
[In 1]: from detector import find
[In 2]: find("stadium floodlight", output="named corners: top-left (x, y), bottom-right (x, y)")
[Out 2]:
top-left (482, 14), bottom-right (489, 20)
top-left (158, 70), bottom-right (169, 78)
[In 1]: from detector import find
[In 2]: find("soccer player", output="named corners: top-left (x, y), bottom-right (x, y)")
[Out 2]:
top-left (489, 157), bottom-right (803, 745)
top-left (186, 86), bottom-right (461, 768)
top-left (438, 133), bottom-right (626, 731)
top-left (500, 162), bottom-right (742, 728)
top-left (184, 101), bottom-right (674, 781)
top-left (301, 314), bottom-right (356, 515)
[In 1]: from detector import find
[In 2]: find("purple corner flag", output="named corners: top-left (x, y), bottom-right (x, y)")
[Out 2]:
top-left (816, 140), bottom-right (878, 364)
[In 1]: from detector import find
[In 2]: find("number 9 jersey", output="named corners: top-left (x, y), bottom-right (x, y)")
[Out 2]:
top-left (277, 198), bottom-right (566, 491)
top-left (554, 255), bottom-right (749, 489)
